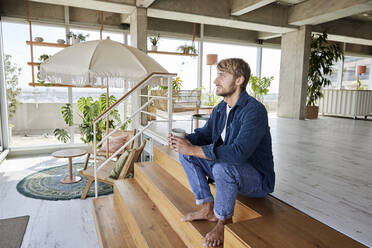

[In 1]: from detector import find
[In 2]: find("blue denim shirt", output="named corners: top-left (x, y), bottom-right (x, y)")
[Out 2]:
top-left (187, 91), bottom-right (275, 193)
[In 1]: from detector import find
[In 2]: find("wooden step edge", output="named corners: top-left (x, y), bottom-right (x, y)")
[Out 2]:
top-left (92, 196), bottom-right (136, 248)
top-left (134, 162), bottom-right (217, 248)
top-left (113, 179), bottom-right (187, 248)
top-left (151, 148), bottom-right (263, 222)
top-left (224, 224), bottom-right (250, 248)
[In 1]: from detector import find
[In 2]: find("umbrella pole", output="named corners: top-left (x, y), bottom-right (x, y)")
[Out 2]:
top-left (106, 85), bottom-right (110, 159)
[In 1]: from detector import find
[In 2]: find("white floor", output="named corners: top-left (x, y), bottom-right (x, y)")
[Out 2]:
top-left (0, 114), bottom-right (372, 247)
top-left (0, 156), bottom-right (98, 248)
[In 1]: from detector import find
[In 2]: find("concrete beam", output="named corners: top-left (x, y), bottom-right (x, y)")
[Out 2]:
top-left (258, 31), bottom-right (281, 40)
top-left (288, 0), bottom-right (372, 26)
top-left (29, 0), bottom-right (136, 14)
top-left (147, 8), bottom-right (295, 33)
top-left (149, 0), bottom-right (296, 33)
top-left (313, 19), bottom-right (372, 47)
top-left (136, 0), bottom-right (156, 8)
top-left (231, 0), bottom-right (276, 16)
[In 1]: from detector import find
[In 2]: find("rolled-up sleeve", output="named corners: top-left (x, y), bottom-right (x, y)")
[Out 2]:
top-left (206, 104), bottom-right (267, 164)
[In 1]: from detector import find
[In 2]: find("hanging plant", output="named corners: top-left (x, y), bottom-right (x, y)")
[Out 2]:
top-left (177, 44), bottom-right (198, 55)
top-left (37, 54), bottom-right (52, 86)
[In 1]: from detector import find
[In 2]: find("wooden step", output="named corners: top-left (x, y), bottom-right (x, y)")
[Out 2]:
top-left (153, 145), bottom-right (262, 222)
top-left (114, 179), bottom-right (186, 248)
top-left (92, 196), bottom-right (136, 248)
top-left (134, 161), bottom-right (220, 248)
top-left (224, 210), bottom-right (368, 248)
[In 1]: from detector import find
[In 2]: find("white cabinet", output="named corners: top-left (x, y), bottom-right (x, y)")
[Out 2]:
top-left (319, 89), bottom-right (372, 119)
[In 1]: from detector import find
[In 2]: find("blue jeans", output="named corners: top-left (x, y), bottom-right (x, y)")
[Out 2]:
top-left (179, 154), bottom-right (268, 220)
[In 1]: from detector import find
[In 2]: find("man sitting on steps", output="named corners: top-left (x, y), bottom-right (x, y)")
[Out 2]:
top-left (168, 58), bottom-right (275, 247)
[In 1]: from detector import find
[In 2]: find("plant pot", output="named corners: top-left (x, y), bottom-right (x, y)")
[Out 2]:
top-left (151, 45), bottom-right (158, 51)
top-left (306, 106), bottom-right (319, 119)
top-left (148, 105), bottom-right (156, 121)
top-left (72, 37), bottom-right (80, 45)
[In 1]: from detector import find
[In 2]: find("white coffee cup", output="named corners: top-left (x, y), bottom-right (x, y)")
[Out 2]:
top-left (171, 128), bottom-right (186, 138)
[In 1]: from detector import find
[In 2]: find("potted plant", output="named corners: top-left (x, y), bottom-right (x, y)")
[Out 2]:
top-left (248, 75), bottom-right (273, 103)
top-left (177, 44), bottom-right (198, 55)
top-left (37, 54), bottom-right (52, 86)
top-left (67, 32), bottom-right (89, 44)
top-left (53, 94), bottom-right (123, 144)
top-left (149, 34), bottom-right (160, 51)
top-left (306, 32), bottom-right (343, 119)
top-left (151, 77), bottom-right (183, 111)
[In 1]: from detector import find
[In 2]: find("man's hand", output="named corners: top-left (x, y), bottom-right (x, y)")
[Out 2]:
top-left (168, 134), bottom-right (193, 155)
top-left (168, 134), bottom-right (209, 159)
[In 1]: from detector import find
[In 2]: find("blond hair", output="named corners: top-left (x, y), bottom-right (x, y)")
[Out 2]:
top-left (217, 58), bottom-right (251, 90)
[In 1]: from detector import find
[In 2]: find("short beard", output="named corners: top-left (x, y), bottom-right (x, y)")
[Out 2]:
top-left (216, 84), bottom-right (238, 97)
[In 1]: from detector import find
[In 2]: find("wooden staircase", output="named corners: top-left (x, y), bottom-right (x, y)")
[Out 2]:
top-left (92, 145), bottom-right (367, 248)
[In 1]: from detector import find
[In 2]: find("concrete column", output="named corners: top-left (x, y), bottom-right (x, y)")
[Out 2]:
top-left (197, 24), bottom-right (204, 90)
top-left (130, 7), bottom-right (147, 127)
top-left (130, 7), bottom-right (147, 53)
top-left (256, 46), bottom-right (262, 78)
top-left (369, 59), bottom-right (372, 90)
top-left (336, 59), bottom-right (344, 89)
top-left (278, 25), bottom-right (311, 120)
top-left (0, 19), bottom-right (10, 149)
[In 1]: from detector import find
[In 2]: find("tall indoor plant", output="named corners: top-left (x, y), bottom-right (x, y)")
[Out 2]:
top-left (307, 32), bottom-right (343, 119)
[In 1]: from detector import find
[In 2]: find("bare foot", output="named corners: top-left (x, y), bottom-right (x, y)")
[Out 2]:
top-left (181, 202), bottom-right (218, 222)
top-left (203, 218), bottom-right (233, 247)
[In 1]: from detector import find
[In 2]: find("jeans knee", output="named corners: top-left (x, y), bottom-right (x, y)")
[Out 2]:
top-left (212, 163), bottom-right (231, 179)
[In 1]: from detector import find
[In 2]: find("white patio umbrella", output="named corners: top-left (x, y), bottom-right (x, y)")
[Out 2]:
top-left (40, 39), bottom-right (168, 88)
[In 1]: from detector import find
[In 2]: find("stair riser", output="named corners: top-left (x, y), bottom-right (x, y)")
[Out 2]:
top-left (153, 146), bottom-right (261, 222)
top-left (114, 184), bottom-right (149, 248)
top-left (134, 164), bottom-right (204, 248)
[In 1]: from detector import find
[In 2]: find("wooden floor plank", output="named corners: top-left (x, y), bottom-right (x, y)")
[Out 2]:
top-left (92, 196), bottom-right (136, 248)
top-left (114, 179), bottom-right (186, 248)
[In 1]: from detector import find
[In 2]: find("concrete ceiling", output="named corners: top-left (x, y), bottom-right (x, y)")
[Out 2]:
top-left (4, 0), bottom-right (372, 47)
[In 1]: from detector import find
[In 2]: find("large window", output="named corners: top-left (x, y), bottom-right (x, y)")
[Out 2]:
top-left (2, 22), bottom-right (69, 147)
top-left (203, 41), bottom-right (257, 94)
top-left (148, 37), bottom-right (199, 90)
top-left (2, 21), bottom-right (127, 148)
top-left (262, 48), bottom-right (281, 101)
top-left (342, 56), bottom-right (371, 89)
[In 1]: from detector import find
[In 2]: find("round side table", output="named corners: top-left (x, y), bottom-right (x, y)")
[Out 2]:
top-left (191, 114), bottom-right (210, 132)
top-left (52, 149), bottom-right (87, 184)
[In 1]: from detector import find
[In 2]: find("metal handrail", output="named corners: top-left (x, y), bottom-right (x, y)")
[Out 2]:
top-left (92, 72), bottom-right (176, 197)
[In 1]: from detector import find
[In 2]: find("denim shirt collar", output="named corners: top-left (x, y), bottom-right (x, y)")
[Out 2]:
top-left (216, 91), bottom-right (250, 112)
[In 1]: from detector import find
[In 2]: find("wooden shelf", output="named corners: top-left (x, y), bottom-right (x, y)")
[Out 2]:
top-left (27, 62), bottom-right (40, 67)
top-left (28, 82), bottom-right (106, 88)
top-left (148, 50), bottom-right (198, 57)
top-left (26, 41), bottom-right (70, 48)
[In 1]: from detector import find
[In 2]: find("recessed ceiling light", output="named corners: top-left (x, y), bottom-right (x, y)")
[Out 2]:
top-left (362, 13), bottom-right (370, 17)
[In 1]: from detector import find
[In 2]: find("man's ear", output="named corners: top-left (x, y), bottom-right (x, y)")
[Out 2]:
top-left (235, 76), bottom-right (244, 86)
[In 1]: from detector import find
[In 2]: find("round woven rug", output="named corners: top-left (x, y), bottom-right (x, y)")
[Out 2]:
top-left (16, 162), bottom-right (113, 200)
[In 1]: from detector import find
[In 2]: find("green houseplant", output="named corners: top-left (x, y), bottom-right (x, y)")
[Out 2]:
top-left (54, 94), bottom-right (122, 144)
top-left (37, 54), bottom-right (52, 86)
top-left (248, 75), bottom-right (273, 103)
top-left (149, 34), bottom-right (160, 51)
top-left (177, 44), bottom-right (198, 55)
top-left (4, 54), bottom-right (22, 120)
top-left (307, 32), bottom-right (343, 119)
top-left (151, 77), bottom-right (183, 111)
